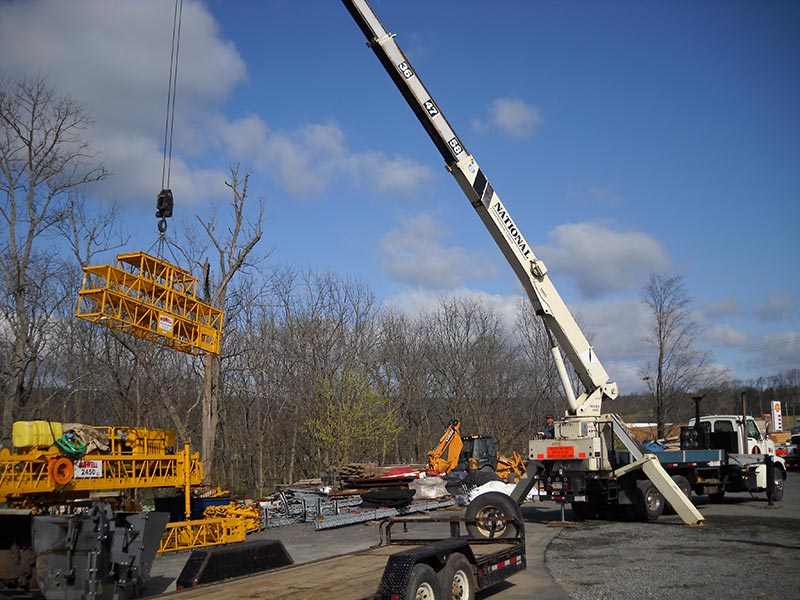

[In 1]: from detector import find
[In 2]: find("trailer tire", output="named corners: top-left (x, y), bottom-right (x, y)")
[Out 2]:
top-left (663, 475), bottom-right (691, 515)
top-left (465, 492), bottom-right (521, 539)
top-left (769, 465), bottom-right (785, 502)
top-left (438, 553), bottom-right (475, 600)
top-left (634, 479), bottom-right (664, 521)
top-left (405, 563), bottom-right (442, 600)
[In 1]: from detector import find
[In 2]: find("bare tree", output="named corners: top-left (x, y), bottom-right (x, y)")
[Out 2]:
top-left (192, 166), bottom-right (264, 480)
top-left (640, 273), bottom-right (712, 438)
top-left (0, 75), bottom-right (106, 438)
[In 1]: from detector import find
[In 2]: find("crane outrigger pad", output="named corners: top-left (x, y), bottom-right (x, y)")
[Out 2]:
top-left (76, 251), bottom-right (224, 355)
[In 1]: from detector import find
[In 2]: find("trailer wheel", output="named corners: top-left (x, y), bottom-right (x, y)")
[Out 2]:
top-left (465, 492), bottom-right (522, 539)
top-left (405, 563), bottom-right (442, 600)
top-left (634, 479), bottom-right (664, 521)
top-left (438, 553), bottom-right (475, 600)
top-left (768, 465), bottom-right (785, 502)
top-left (663, 475), bottom-right (691, 515)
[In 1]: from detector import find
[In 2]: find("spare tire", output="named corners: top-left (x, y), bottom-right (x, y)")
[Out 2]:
top-left (464, 491), bottom-right (522, 539)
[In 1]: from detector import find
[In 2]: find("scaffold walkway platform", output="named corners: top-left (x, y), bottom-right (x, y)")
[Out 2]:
top-left (76, 251), bottom-right (224, 355)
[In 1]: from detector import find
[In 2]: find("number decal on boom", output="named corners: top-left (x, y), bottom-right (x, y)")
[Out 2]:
top-left (423, 99), bottom-right (439, 117)
top-left (448, 137), bottom-right (463, 156)
top-left (397, 61), bottom-right (414, 79)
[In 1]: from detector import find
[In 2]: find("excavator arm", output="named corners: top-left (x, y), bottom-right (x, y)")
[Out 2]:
top-left (342, 0), bottom-right (617, 416)
top-left (427, 419), bottom-right (463, 473)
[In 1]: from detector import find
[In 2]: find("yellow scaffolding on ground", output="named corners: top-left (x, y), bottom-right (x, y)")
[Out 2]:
top-left (159, 516), bottom-right (248, 553)
top-left (76, 252), bottom-right (224, 355)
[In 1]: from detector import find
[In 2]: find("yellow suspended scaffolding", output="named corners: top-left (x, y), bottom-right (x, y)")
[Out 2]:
top-left (76, 251), bottom-right (224, 355)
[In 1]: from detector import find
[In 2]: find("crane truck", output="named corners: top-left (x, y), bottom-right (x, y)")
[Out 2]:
top-left (341, 0), bottom-right (703, 529)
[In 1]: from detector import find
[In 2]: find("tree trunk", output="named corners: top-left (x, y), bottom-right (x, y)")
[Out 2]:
top-left (202, 352), bottom-right (222, 482)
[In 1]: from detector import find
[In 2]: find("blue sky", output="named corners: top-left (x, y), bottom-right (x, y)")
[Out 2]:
top-left (2, 0), bottom-right (798, 394)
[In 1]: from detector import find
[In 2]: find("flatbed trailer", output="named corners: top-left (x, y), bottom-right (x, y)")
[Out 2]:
top-left (162, 506), bottom-right (526, 600)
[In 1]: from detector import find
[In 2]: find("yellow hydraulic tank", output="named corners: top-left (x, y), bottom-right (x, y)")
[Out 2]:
top-left (12, 421), bottom-right (63, 449)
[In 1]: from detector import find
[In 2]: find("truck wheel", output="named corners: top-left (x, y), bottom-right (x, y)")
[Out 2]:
top-left (405, 563), bottom-right (442, 600)
top-left (768, 465), bottom-right (785, 502)
top-left (634, 479), bottom-right (664, 521)
top-left (707, 489), bottom-right (725, 503)
top-left (465, 492), bottom-right (522, 539)
top-left (438, 553), bottom-right (475, 600)
top-left (663, 475), bottom-right (691, 515)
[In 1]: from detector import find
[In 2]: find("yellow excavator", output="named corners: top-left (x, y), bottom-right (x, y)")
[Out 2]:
top-left (426, 420), bottom-right (526, 483)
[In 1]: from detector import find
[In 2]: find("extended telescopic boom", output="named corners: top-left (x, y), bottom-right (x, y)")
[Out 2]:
top-left (342, 0), bottom-right (618, 416)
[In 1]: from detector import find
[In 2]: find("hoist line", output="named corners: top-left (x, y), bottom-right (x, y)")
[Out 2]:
top-left (161, 0), bottom-right (184, 191)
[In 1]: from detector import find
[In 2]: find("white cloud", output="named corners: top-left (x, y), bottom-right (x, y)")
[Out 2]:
top-left (1, 0), bottom-right (433, 207)
top-left (755, 290), bottom-right (796, 322)
top-left (386, 288), bottom-right (519, 328)
top-left (703, 323), bottom-right (748, 348)
top-left (700, 297), bottom-right (742, 319)
top-left (0, 0), bottom-right (247, 206)
top-left (472, 97), bottom-right (542, 139)
top-left (214, 116), bottom-right (436, 199)
top-left (749, 330), bottom-right (800, 374)
top-left (539, 222), bottom-right (672, 298)
top-left (379, 214), bottom-right (496, 288)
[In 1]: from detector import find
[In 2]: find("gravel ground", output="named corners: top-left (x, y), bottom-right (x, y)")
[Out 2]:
top-left (545, 471), bottom-right (800, 600)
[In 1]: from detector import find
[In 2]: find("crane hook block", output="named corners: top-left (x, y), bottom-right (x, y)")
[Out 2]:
top-left (156, 188), bottom-right (174, 219)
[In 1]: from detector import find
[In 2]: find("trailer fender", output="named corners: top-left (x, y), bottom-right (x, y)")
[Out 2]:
top-left (377, 539), bottom-right (475, 599)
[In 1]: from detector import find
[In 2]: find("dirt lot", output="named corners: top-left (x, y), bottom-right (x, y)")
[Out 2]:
top-left (147, 470), bottom-right (800, 599)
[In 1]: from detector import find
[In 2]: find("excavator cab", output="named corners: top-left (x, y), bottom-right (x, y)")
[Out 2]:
top-left (457, 435), bottom-right (498, 472)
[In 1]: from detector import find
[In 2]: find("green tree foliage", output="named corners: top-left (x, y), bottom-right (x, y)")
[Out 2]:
top-left (305, 369), bottom-right (401, 467)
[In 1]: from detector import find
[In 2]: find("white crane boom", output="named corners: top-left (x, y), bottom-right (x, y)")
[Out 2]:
top-left (342, 0), bottom-right (618, 416)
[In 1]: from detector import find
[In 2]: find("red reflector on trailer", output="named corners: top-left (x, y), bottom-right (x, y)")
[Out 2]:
top-left (578, 452), bottom-right (586, 458)
top-left (537, 454), bottom-right (545, 459)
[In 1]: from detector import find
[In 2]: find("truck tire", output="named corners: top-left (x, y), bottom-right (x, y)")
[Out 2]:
top-left (707, 489), bottom-right (725, 503)
top-left (768, 465), bottom-right (785, 502)
top-left (405, 563), bottom-right (442, 600)
top-left (634, 479), bottom-right (664, 521)
top-left (465, 492), bottom-right (522, 539)
top-left (438, 553), bottom-right (475, 600)
top-left (663, 475), bottom-right (691, 515)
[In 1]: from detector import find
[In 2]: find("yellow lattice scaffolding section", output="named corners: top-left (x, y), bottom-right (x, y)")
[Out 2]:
top-left (76, 252), bottom-right (224, 355)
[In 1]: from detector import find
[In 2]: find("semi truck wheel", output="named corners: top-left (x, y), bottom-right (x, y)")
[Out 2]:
top-left (405, 563), bottom-right (442, 600)
top-left (438, 553), bottom-right (476, 600)
top-left (634, 479), bottom-right (664, 521)
top-left (768, 465), bottom-right (785, 502)
top-left (465, 492), bottom-right (522, 538)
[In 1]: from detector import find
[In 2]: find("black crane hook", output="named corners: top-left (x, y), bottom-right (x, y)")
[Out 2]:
top-left (156, 188), bottom-right (174, 233)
